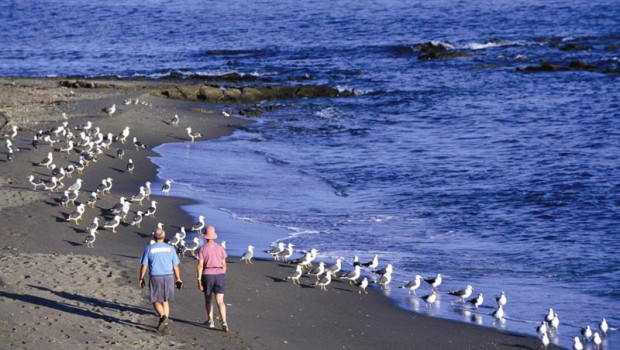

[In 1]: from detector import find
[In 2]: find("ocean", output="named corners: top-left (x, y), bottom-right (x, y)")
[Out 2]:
top-left (2, 0), bottom-right (618, 348)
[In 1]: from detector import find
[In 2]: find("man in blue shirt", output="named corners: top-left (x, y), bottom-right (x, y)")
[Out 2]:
top-left (139, 228), bottom-right (183, 334)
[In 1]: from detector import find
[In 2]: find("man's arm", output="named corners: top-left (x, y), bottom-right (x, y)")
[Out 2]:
top-left (196, 259), bottom-right (204, 290)
top-left (138, 264), bottom-right (148, 288)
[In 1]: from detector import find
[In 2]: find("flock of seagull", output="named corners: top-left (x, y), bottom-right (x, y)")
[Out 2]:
top-left (234, 241), bottom-right (612, 349)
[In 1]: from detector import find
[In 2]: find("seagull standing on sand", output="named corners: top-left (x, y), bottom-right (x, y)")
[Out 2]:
top-left (161, 179), bottom-right (172, 196)
top-left (339, 265), bottom-right (362, 284)
top-left (325, 258), bottom-right (342, 277)
top-left (102, 177), bottom-right (113, 195)
top-left (276, 243), bottom-right (294, 262)
top-left (86, 217), bottom-right (99, 234)
top-left (306, 262), bottom-right (326, 281)
top-left (287, 264), bottom-right (303, 284)
top-left (541, 332), bottom-right (550, 350)
top-left (38, 152), bottom-right (53, 168)
top-left (102, 104), bottom-right (116, 117)
top-left (166, 114), bottom-right (180, 126)
top-left (67, 178), bottom-right (83, 193)
top-left (84, 230), bottom-right (96, 248)
top-left (126, 159), bottom-right (134, 174)
top-left (357, 277), bottom-right (369, 294)
top-left (4, 125), bottom-right (18, 139)
top-left (424, 273), bottom-right (442, 291)
top-left (191, 215), bottom-right (205, 232)
top-left (267, 242), bottom-right (285, 259)
top-left (181, 237), bottom-right (201, 258)
top-left (241, 245), bottom-right (255, 264)
top-left (116, 148), bottom-right (125, 159)
top-left (130, 186), bottom-right (146, 205)
top-left (66, 203), bottom-right (86, 225)
top-left (186, 127), bottom-right (202, 144)
top-left (372, 271), bottom-right (392, 289)
top-left (144, 200), bottom-right (158, 218)
top-left (399, 275), bottom-right (422, 295)
top-left (133, 137), bottom-right (146, 151)
top-left (103, 215), bottom-right (122, 233)
top-left (28, 175), bottom-right (45, 190)
top-left (144, 181), bottom-right (152, 199)
top-left (537, 321), bottom-right (548, 338)
top-left (313, 271), bottom-right (332, 291)
top-left (130, 211), bottom-right (143, 227)
top-left (448, 285), bottom-right (474, 302)
top-left (361, 254), bottom-right (379, 269)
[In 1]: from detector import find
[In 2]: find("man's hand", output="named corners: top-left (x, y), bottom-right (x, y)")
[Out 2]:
top-left (139, 279), bottom-right (145, 289)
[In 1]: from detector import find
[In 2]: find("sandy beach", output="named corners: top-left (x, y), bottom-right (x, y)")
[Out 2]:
top-left (0, 77), bottom-right (560, 350)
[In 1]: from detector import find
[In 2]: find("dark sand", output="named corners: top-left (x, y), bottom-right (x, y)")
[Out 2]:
top-left (0, 78), bottom-right (560, 349)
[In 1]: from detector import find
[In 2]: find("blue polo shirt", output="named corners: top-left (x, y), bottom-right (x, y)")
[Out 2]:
top-left (140, 242), bottom-right (181, 276)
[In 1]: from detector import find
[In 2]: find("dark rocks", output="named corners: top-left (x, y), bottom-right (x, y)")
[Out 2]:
top-left (58, 80), bottom-right (113, 89)
top-left (516, 60), bottom-right (597, 72)
top-left (413, 41), bottom-right (472, 60)
top-left (559, 44), bottom-right (592, 51)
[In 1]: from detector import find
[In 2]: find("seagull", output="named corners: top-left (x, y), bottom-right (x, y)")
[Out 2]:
top-left (422, 290), bottom-right (438, 305)
top-left (372, 263), bottom-right (393, 277)
top-left (73, 120), bottom-right (92, 131)
top-left (43, 176), bottom-right (59, 192)
top-left (110, 197), bottom-right (128, 215)
top-left (67, 189), bottom-right (79, 206)
top-left (126, 159), bottom-right (134, 174)
top-left (130, 211), bottom-right (143, 227)
top-left (28, 175), bottom-right (45, 190)
top-left (496, 291), bottom-right (507, 307)
top-left (31, 135), bottom-right (39, 149)
top-left (593, 332), bottom-right (602, 350)
top-left (175, 226), bottom-right (187, 240)
top-left (468, 292), bottom-right (484, 309)
top-left (67, 178), bottom-right (83, 193)
top-left (103, 215), bottom-right (121, 233)
top-left (116, 148), bottom-right (125, 159)
top-left (581, 325), bottom-right (593, 342)
top-left (102, 104), bottom-right (116, 117)
top-left (144, 200), bottom-right (158, 217)
top-left (168, 232), bottom-right (182, 247)
top-left (372, 271), bottom-right (392, 289)
top-left (424, 273), bottom-right (442, 291)
top-left (600, 318), bottom-right (608, 336)
top-left (361, 254), bottom-right (379, 269)
top-left (295, 251), bottom-right (315, 270)
top-left (166, 114), bottom-right (180, 126)
top-left (133, 137), bottom-right (146, 151)
top-left (116, 126), bottom-right (130, 144)
top-left (357, 277), bottom-right (369, 294)
top-left (220, 240), bottom-right (227, 249)
top-left (276, 243), bottom-right (294, 262)
top-left (129, 186), bottom-right (146, 205)
top-left (313, 271), bottom-right (332, 291)
top-left (60, 190), bottom-right (71, 207)
top-left (59, 140), bottom-right (74, 154)
top-left (4, 125), bottom-right (18, 139)
top-left (399, 275), bottom-right (422, 295)
top-left (84, 230), bottom-right (96, 248)
top-left (181, 237), bottom-right (201, 258)
top-left (306, 262), bottom-right (326, 280)
top-left (338, 265), bottom-right (362, 284)
top-left (65, 164), bottom-right (75, 178)
top-left (448, 285), bottom-right (474, 302)
top-left (102, 177), bottom-right (113, 195)
top-left (266, 242), bottom-right (285, 259)
top-left (492, 305), bottom-right (505, 322)
top-left (66, 203), bottom-right (86, 225)
top-left (545, 308), bottom-right (555, 323)
top-left (186, 127), bottom-right (202, 144)
top-left (573, 336), bottom-right (584, 350)
top-left (96, 178), bottom-right (108, 194)
top-left (287, 264), bottom-right (303, 284)
top-left (550, 313), bottom-right (559, 332)
top-left (85, 217), bottom-right (99, 233)
top-left (537, 321), bottom-right (548, 338)
top-left (325, 258), bottom-right (342, 277)
top-left (241, 245), bottom-right (255, 264)
top-left (541, 332), bottom-right (550, 350)
top-left (144, 181), bottom-right (152, 199)
top-left (353, 255), bottom-right (361, 267)
top-left (161, 179), bottom-right (172, 196)
top-left (191, 215), bottom-right (205, 232)
top-left (38, 152), bottom-right (53, 168)
top-left (76, 157), bottom-right (85, 174)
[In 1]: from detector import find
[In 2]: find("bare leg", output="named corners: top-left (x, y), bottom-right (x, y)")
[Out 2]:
top-left (204, 293), bottom-right (214, 323)
top-left (153, 302), bottom-right (165, 317)
top-left (215, 293), bottom-right (227, 324)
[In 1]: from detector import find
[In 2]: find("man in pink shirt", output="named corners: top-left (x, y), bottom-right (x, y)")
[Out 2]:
top-left (196, 225), bottom-right (228, 331)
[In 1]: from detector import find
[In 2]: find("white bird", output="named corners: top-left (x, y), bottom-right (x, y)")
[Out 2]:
top-left (76, 157), bottom-right (85, 174)
top-left (126, 158), bottom-right (134, 174)
top-left (168, 232), bottom-right (183, 247)
top-left (65, 164), bottom-right (75, 178)
top-left (496, 291), bottom-right (507, 307)
top-left (313, 270), bottom-right (332, 291)
top-left (4, 125), bottom-right (18, 139)
top-left (361, 254), bottom-right (379, 269)
top-left (175, 226), bottom-right (187, 240)
top-left (166, 114), bottom-right (180, 126)
top-left (60, 190), bottom-right (71, 207)
top-left (42, 176), bottom-right (59, 192)
top-left (28, 175), bottom-right (45, 190)
top-left (399, 275), bottom-right (422, 295)
top-left (325, 258), bottom-right (343, 277)
top-left (537, 321), bottom-right (548, 338)
top-left (448, 285), bottom-right (473, 302)
top-left (102, 177), bottom-right (113, 195)
top-left (85, 217), bottom-right (99, 233)
top-left (287, 264), bottom-right (303, 284)
top-left (550, 313), bottom-right (559, 332)
top-left (161, 179), bottom-right (172, 196)
top-left (67, 189), bottom-right (79, 206)
top-left (492, 305), bottom-right (505, 322)
top-left (339, 265), bottom-right (362, 284)
top-left (59, 140), bottom-right (74, 154)
top-left (144, 200), bottom-right (158, 217)
top-left (469, 292), bottom-right (484, 309)
top-left (241, 245), bottom-right (255, 264)
top-left (129, 186), bottom-right (146, 205)
top-left (144, 181), bottom-right (152, 199)
top-left (133, 137), bottom-right (146, 151)
top-left (66, 204), bottom-right (86, 225)
top-left (372, 271), bottom-right (392, 289)
top-left (103, 215), bottom-right (121, 233)
top-left (422, 290), bottom-right (438, 305)
top-left (266, 242), bottom-right (285, 258)
top-left (220, 240), bottom-right (227, 249)
top-left (186, 127), bottom-right (202, 144)
top-left (573, 336), bottom-right (584, 350)
top-left (116, 148), bottom-right (125, 159)
top-left (276, 243), bottom-right (294, 262)
top-left (306, 262), bottom-right (326, 280)
top-left (130, 211), bottom-right (143, 227)
top-left (424, 273), bottom-right (442, 290)
top-left (593, 332), bottom-right (602, 350)
top-left (67, 178), bottom-right (83, 193)
top-left (102, 104), bottom-right (116, 117)
top-left (116, 126), bottom-right (130, 144)
top-left (38, 152), bottom-right (53, 168)
top-left (181, 237), bottom-right (201, 258)
top-left (84, 230), bottom-right (96, 248)
top-left (541, 332), bottom-right (550, 350)
top-left (372, 263), bottom-right (393, 277)
top-left (110, 197), bottom-right (128, 215)
top-left (357, 277), bottom-right (369, 294)
top-left (581, 325), bottom-right (593, 342)
top-left (600, 318), bottom-right (608, 336)
top-left (191, 215), bottom-right (205, 232)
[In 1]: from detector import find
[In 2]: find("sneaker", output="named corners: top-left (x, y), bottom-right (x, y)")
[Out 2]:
top-left (156, 316), bottom-right (168, 334)
top-left (222, 322), bottom-right (229, 332)
top-left (206, 320), bottom-right (215, 329)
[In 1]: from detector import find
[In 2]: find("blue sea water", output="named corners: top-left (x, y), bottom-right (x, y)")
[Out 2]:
top-left (2, 0), bottom-right (619, 348)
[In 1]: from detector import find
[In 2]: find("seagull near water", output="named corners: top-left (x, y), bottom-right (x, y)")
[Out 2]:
top-left (573, 336), bottom-right (584, 350)
top-left (325, 258), bottom-right (342, 277)
top-left (313, 271), bottom-right (332, 291)
top-left (424, 273), bottom-right (442, 291)
top-left (166, 114), bottom-right (180, 126)
top-left (186, 127), bottom-right (202, 144)
top-left (448, 285), bottom-right (474, 302)
top-left (357, 277), bottom-right (369, 294)
top-left (241, 245), bottom-right (255, 264)
top-left (306, 262), bottom-right (326, 281)
top-left (144, 200), bottom-right (158, 218)
top-left (266, 242), bottom-right (285, 259)
top-left (129, 186), bottom-right (146, 205)
top-left (496, 291), bottom-right (507, 307)
top-left (361, 254), bottom-right (379, 269)
top-left (421, 290), bottom-right (438, 305)
top-left (161, 179), bottom-right (172, 196)
top-left (191, 215), bottom-right (205, 232)
top-left (102, 104), bottom-right (116, 117)
top-left (468, 292), bottom-right (484, 309)
top-left (338, 265), bottom-right (362, 284)
top-left (276, 243), bottom-right (294, 262)
top-left (286, 264), bottom-right (303, 284)
top-left (399, 275), bottom-right (423, 295)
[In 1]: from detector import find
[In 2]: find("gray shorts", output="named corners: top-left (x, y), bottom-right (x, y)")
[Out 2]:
top-left (150, 274), bottom-right (175, 303)
top-left (200, 274), bottom-right (226, 295)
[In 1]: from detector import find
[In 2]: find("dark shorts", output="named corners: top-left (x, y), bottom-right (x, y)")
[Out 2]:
top-left (150, 274), bottom-right (175, 303)
top-left (201, 274), bottom-right (226, 295)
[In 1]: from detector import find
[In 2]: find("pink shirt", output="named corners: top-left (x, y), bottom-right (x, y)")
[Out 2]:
top-left (197, 242), bottom-right (227, 275)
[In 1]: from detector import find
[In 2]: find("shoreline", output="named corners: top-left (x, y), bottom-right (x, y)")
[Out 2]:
top-left (0, 77), bottom-right (560, 349)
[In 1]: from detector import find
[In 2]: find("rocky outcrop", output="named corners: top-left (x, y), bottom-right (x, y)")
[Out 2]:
top-left (414, 41), bottom-right (472, 60)
top-left (516, 60), bottom-right (597, 72)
